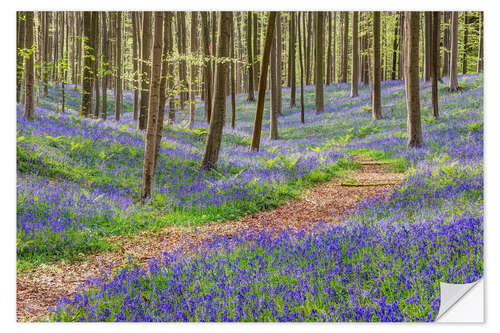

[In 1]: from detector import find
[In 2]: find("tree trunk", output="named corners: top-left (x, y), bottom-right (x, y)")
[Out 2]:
top-left (449, 11), bottom-right (459, 91)
top-left (166, 14), bottom-right (175, 121)
top-left (462, 12), bottom-right (469, 75)
top-left (246, 12), bottom-right (255, 102)
top-left (326, 12), bottom-right (332, 85)
top-left (270, 16), bottom-right (279, 140)
top-left (404, 12), bottom-right (423, 148)
top-left (253, 12), bottom-right (259, 92)
top-left (398, 12), bottom-right (404, 80)
top-left (250, 12), bottom-right (277, 152)
top-left (138, 11), bottom-right (152, 129)
top-left (201, 11), bottom-right (233, 170)
top-left (189, 11), bottom-right (199, 127)
top-left (314, 12), bottom-right (324, 114)
top-left (80, 11), bottom-right (93, 117)
top-left (477, 12), bottom-right (483, 73)
top-left (350, 12), bottom-right (359, 97)
top-left (132, 12), bottom-right (140, 120)
top-left (341, 11), bottom-right (349, 83)
top-left (92, 12), bottom-right (100, 117)
top-left (289, 12), bottom-right (296, 108)
top-left (298, 12), bottom-right (305, 123)
top-left (276, 13), bottom-right (282, 115)
top-left (332, 12), bottom-right (337, 83)
top-left (391, 13), bottom-right (399, 81)
top-left (305, 12), bottom-right (312, 85)
top-left (442, 12), bottom-right (450, 77)
top-left (114, 12), bottom-right (122, 121)
top-left (23, 11), bottom-right (34, 120)
top-left (101, 12), bottom-right (108, 120)
top-left (201, 12), bottom-right (212, 123)
top-left (230, 16), bottom-right (236, 129)
top-left (424, 12), bottom-right (432, 81)
top-left (177, 12), bottom-right (188, 111)
top-left (431, 12), bottom-right (440, 119)
top-left (141, 11), bottom-right (164, 201)
top-left (16, 12), bottom-right (25, 104)
top-left (372, 12), bottom-right (382, 120)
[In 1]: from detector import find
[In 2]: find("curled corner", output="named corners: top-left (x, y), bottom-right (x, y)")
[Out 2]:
top-left (436, 279), bottom-right (483, 322)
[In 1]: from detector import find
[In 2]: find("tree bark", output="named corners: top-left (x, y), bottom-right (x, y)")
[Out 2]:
top-left (442, 12), bottom-right (450, 77)
top-left (141, 11), bottom-right (164, 201)
top-left (189, 12), bottom-right (199, 127)
top-left (23, 11), bottom-right (34, 120)
top-left (298, 12), bottom-right (305, 123)
top-left (289, 12), bottom-right (296, 108)
top-left (16, 12), bottom-right (25, 104)
top-left (92, 12), bottom-right (100, 117)
top-left (246, 12), bottom-right (255, 102)
top-left (372, 12), bottom-right (382, 120)
top-left (391, 13), bottom-right (399, 81)
top-left (404, 12), bottom-right (423, 148)
top-left (270, 16), bottom-right (279, 140)
top-left (230, 16), bottom-right (236, 129)
top-left (114, 12), bottom-right (122, 121)
top-left (176, 12), bottom-right (188, 110)
top-left (250, 12), bottom-right (277, 152)
top-left (101, 12), bottom-right (108, 120)
top-left (449, 11), bottom-right (459, 91)
top-left (462, 12), bottom-right (469, 75)
top-left (138, 12), bottom-right (152, 129)
top-left (80, 11), bottom-right (93, 117)
top-left (350, 12), bottom-right (359, 97)
top-left (314, 12), bottom-right (324, 114)
top-left (201, 12), bottom-right (212, 123)
top-left (477, 12), bottom-right (483, 73)
top-left (424, 12), bottom-right (432, 81)
top-left (201, 11), bottom-right (233, 170)
top-left (326, 12), bottom-right (332, 85)
top-left (431, 11), bottom-right (440, 119)
top-left (341, 11), bottom-right (349, 83)
top-left (132, 12), bottom-right (140, 120)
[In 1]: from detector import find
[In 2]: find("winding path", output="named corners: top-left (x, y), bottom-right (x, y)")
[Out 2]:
top-left (16, 156), bottom-right (403, 321)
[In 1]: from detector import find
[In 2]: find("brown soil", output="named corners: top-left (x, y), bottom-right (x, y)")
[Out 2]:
top-left (16, 156), bottom-right (403, 321)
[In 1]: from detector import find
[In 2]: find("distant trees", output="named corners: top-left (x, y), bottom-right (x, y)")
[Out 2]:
top-left (404, 12), bottom-right (423, 148)
top-left (201, 12), bottom-right (233, 170)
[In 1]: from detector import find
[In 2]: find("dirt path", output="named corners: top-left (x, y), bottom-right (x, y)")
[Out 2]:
top-left (16, 156), bottom-right (403, 321)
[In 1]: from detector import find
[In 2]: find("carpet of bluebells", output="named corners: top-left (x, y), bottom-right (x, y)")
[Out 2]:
top-left (17, 73), bottom-right (483, 321)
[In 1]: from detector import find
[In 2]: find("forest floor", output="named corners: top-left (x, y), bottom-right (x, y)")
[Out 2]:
top-left (16, 155), bottom-right (403, 321)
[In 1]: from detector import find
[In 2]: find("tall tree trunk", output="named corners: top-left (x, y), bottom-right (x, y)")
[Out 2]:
top-left (177, 12), bottom-right (188, 110)
top-left (298, 12), bottom-right (305, 123)
top-left (341, 11), bottom-right (349, 83)
top-left (332, 12), bottom-right (337, 83)
top-left (424, 12), bottom-right (432, 81)
top-left (141, 11), bottom-right (164, 201)
top-left (23, 11), bottom-right (34, 120)
top-left (449, 11), bottom-right (459, 91)
top-left (189, 11), bottom-right (199, 127)
top-left (93, 12), bottom-right (100, 117)
top-left (230, 16), bottom-right (236, 129)
top-left (138, 11), bottom-right (152, 129)
top-left (250, 12), bottom-right (277, 152)
top-left (431, 11), bottom-right (440, 119)
top-left (253, 12), bottom-right (259, 92)
top-left (391, 13), bottom-right (399, 80)
top-left (80, 11), bottom-right (93, 117)
top-left (270, 16), bottom-right (279, 140)
top-left (326, 12), bottom-right (332, 85)
top-left (398, 11), bottom-right (404, 80)
top-left (201, 12), bottom-right (212, 123)
top-left (246, 12), bottom-right (255, 101)
top-left (132, 12), bottom-right (140, 120)
top-left (201, 11), bottom-right (233, 170)
top-left (305, 12), bottom-right (312, 85)
top-left (442, 12), bottom-right (450, 77)
top-left (114, 12), bottom-right (122, 121)
top-left (477, 12), bottom-right (483, 73)
top-left (462, 12), bottom-right (469, 75)
top-left (166, 14), bottom-right (175, 121)
top-left (315, 12), bottom-right (324, 114)
top-left (350, 11), bottom-right (359, 97)
top-left (289, 12), bottom-right (296, 108)
top-left (17, 12), bottom-right (25, 104)
top-left (101, 12), bottom-right (108, 120)
top-left (404, 12), bottom-right (423, 148)
top-left (372, 11), bottom-right (382, 120)
top-left (276, 13), bottom-right (282, 115)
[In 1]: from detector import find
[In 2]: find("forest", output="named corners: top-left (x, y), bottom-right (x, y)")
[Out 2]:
top-left (16, 10), bottom-right (483, 322)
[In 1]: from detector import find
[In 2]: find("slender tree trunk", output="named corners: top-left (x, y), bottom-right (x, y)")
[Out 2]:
top-left (141, 11), bottom-right (164, 201)
top-left (114, 12), bottom-right (122, 121)
top-left (398, 11), bottom-right (404, 80)
top-left (101, 12), bottom-right (108, 120)
top-left (462, 12), bottom-right (469, 75)
top-left (270, 16), bottom-right (279, 140)
top-left (23, 11), bottom-right (34, 120)
top-left (326, 12), bottom-right (332, 85)
top-left (132, 12), bottom-right (140, 120)
top-left (246, 12), bottom-right (255, 101)
top-left (332, 12), bottom-right (337, 83)
top-left (341, 11), bottom-right (349, 83)
top-left (250, 12), bottom-right (277, 152)
top-left (177, 12), bottom-right (188, 110)
top-left (431, 11), bottom-right (440, 119)
top-left (17, 12), bottom-right (25, 104)
top-left (276, 13), bottom-right (282, 115)
top-left (201, 12), bottom-right (212, 123)
top-left (391, 14), bottom-right (399, 81)
top-left (305, 12), bottom-right (312, 85)
top-left (372, 11), bottom-right (382, 120)
top-left (315, 12), bottom-right (324, 114)
top-left (230, 16), bottom-right (236, 129)
top-left (189, 11), bottom-right (199, 127)
top-left (351, 12), bottom-right (359, 97)
top-left (298, 12), bottom-right (305, 123)
top-left (289, 12), bottom-right (296, 108)
top-left (253, 12), bottom-right (259, 92)
top-left (201, 11), bottom-right (233, 170)
top-left (424, 12), bottom-right (432, 81)
top-left (92, 12), bottom-right (100, 117)
top-left (138, 11), bottom-right (152, 129)
top-left (80, 11), bottom-right (93, 117)
top-left (442, 12), bottom-right (450, 77)
top-left (477, 12), bottom-right (483, 73)
top-left (449, 11), bottom-right (459, 91)
top-left (166, 14), bottom-right (175, 121)
top-left (405, 12), bottom-right (423, 148)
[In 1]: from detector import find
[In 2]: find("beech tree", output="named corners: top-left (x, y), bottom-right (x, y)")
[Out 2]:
top-left (350, 11), bottom-right (359, 98)
top-left (270, 13), bottom-right (280, 140)
top-left (250, 12), bottom-right (277, 152)
top-left (201, 11), bottom-right (233, 170)
top-left (298, 12), bottom-right (305, 123)
top-left (201, 12), bottom-right (212, 123)
top-left (372, 11), bottom-right (382, 120)
top-left (289, 12), bottom-right (296, 107)
top-left (23, 11), bottom-right (34, 120)
top-left (404, 11), bottom-right (423, 148)
top-left (431, 11), bottom-right (440, 119)
top-left (138, 11), bottom-right (152, 130)
top-left (141, 11), bottom-right (164, 201)
top-left (449, 11), bottom-right (459, 91)
top-left (80, 11), bottom-right (93, 117)
top-left (246, 12), bottom-right (255, 102)
top-left (314, 12), bottom-right (324, 114)
top-left (114, 11), bottom-right (122, 121)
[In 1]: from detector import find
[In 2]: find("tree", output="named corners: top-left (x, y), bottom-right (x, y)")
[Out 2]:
top-left (114, 12), bottom-right (122, 121)
top-left (176, 12), bottom-right (188, 111)
top-left (298, 12), bottom-right (305, 123)
top-left (372, 11), bottom-right (382, 120)
top-left (270, 14), bottom-right (280, 140)
top-left (138, 11), bottom-right (152, 130)
top-left (341, 11), bottom-right (349, 83)
top-left (250, 12), bottom-right (277, 152)
top-left (141, 11), bottom-right (164, 201)
top-left (350, 11), bottom-right (359, 98)
top-left (101, 12), bottom-right (108, 120)
top-left (314, 12), bottom-right (324, 114)
top-left (201, 12), bottom-right (212, 123)
top-left (189, 11), bottom-right (199, 127)
top-left (289, 12), bottom-right (296, 108)
top-left (423, 12), bottom-right (432, 81)
top-left (477, 12), bottom-right (483, 73)
top-left (23, 11), bottom-right (34, 120)
top-left (16, 12), bottom-right (25, 104)
top-left (230, 16), bottom-right (237, 129)
top-left (326, 12), bottom-right (332, 85)
top-left (431, 11), bottom-right (440, 119)
top-left (131, 12), bottom-right (140, 120)
top-left (246, 12), bottom-right (255, 102)
top-left (442, 12), bottom-right (450, 77)
top-left (449, 11), bottom-right (459, 91)
top-left (80, 11), bottom-right (94, 117)
top-left (201, 11), bottom-right (233, 169)
top-left (391, 12), bottom-right (399, 81)
top-left (92, 12), bottom-right (100, 117)
top-left (461, 12), bottom-right (469, 75)
top-left (404, 11), bottom-right (423, 148)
